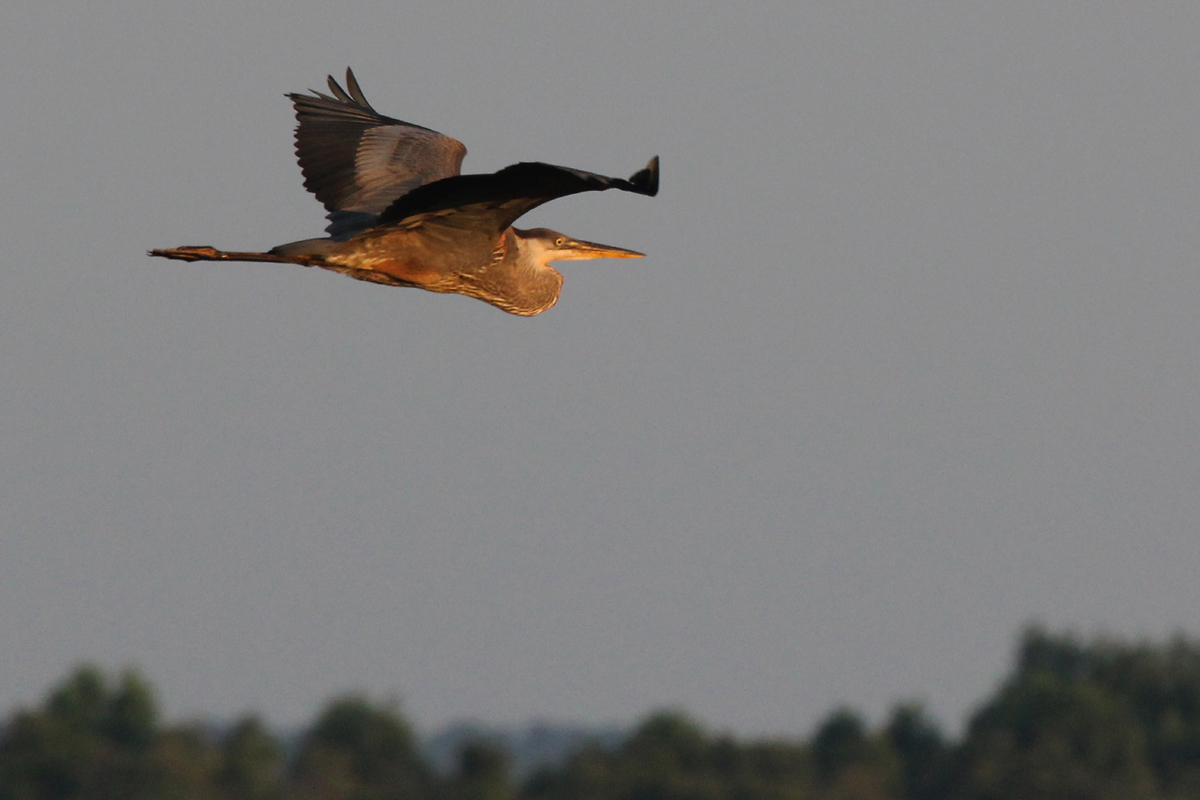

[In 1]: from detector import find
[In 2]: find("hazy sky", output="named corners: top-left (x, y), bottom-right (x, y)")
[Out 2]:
top-left (3, 3), bottom-right (1200, 737)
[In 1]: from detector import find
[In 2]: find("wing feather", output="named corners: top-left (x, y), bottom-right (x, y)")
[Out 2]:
top-left (288, 68), bottom-right (467, 235)
top-left (376, 158), bottom-right (660, 235)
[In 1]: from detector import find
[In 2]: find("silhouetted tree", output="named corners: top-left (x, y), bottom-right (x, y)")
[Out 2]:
top-left (5, 628), bottom-right (1200, 800)
top-left (0, 664), bottom-right (190, 800)
top-left (525, 709), bottom-right (817, 800)
top-left (955, 655), bottom-right (1158, 799)
top-left (291, 694), bottom-right (430, 800)
top-left (812, 709), bottom-right (870, 787)
top-left (447, 740), bottom-right (513, 800)
top-left (217, 716), bottom-right (282, 800)
top-left (883, 704), bottom-right (946, 800)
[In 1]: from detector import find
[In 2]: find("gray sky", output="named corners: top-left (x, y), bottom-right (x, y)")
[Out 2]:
top-left (3, 3), bottom-right (1199, 737)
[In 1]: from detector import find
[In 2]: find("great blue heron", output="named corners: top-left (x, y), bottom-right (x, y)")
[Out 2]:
top-left (150, 69), bottom-right (659, 316)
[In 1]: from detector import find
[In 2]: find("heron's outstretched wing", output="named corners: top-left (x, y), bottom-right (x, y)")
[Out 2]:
top-left (375, 157), bottom-right (660, 235)
top-left (289, 68), bottom-right (467, 237)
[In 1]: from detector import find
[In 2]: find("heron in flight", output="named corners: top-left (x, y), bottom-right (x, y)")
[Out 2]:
top-left (151, 69), bottom-right (659, 316)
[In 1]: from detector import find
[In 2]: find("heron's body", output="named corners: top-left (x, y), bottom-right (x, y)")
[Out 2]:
top-left (274, 226), bottom-right (566, 316)
top-left (151, 69), bottom-right (658, 316)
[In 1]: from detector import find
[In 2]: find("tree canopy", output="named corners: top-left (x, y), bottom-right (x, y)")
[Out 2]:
top-left (3, 627), bottom-right (1200, 799)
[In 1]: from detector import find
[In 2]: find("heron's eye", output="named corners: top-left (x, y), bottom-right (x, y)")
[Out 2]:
top-left (555, 237), bottom-right (566, 247)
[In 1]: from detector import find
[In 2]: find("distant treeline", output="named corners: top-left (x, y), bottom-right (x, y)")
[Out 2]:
top-left (2, 626), bottom-right (1199, 799)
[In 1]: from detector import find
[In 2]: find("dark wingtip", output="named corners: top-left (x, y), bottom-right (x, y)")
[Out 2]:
top-left (344, 68), bottom-right (368, 106)
top-left (325, 73), bottom-right (346, 100)
top-left (629, 156), bottom-right (660, 196)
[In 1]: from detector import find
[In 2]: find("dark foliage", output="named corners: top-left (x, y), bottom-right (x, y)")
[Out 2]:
top-left (2, 628), bottom-right (1200, 800)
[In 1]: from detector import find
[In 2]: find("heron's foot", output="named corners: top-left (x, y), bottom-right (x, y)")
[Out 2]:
top-left (148, 246), bottom-right (333, 268)
top-left (148, 246), bottom-right (227, 261)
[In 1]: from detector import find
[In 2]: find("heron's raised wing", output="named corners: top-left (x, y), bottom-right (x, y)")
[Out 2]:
top-left (288, 68), bottom-right (467, 238)
top-left (375, 158), bottom-right (660, 236)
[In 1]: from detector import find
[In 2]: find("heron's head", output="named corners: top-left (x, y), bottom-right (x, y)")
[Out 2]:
top-left (517, 227), bottom-right (644, 266)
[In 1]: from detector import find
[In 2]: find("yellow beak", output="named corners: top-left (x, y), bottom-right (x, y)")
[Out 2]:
top-left (555, 238), bottom-right (645, 261)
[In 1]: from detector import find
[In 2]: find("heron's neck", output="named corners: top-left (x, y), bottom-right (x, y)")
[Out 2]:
top-left (510, 236), bottom-right (564, 315)
top-left (455, 230), bottom-right (562, 316)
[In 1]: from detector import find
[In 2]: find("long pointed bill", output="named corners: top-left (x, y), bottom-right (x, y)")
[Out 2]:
top-left (557, 238), bottom-right (645, 261)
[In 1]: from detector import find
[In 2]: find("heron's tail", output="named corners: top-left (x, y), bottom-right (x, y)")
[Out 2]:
top-left (269, 238), bottom-right (341, 258)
